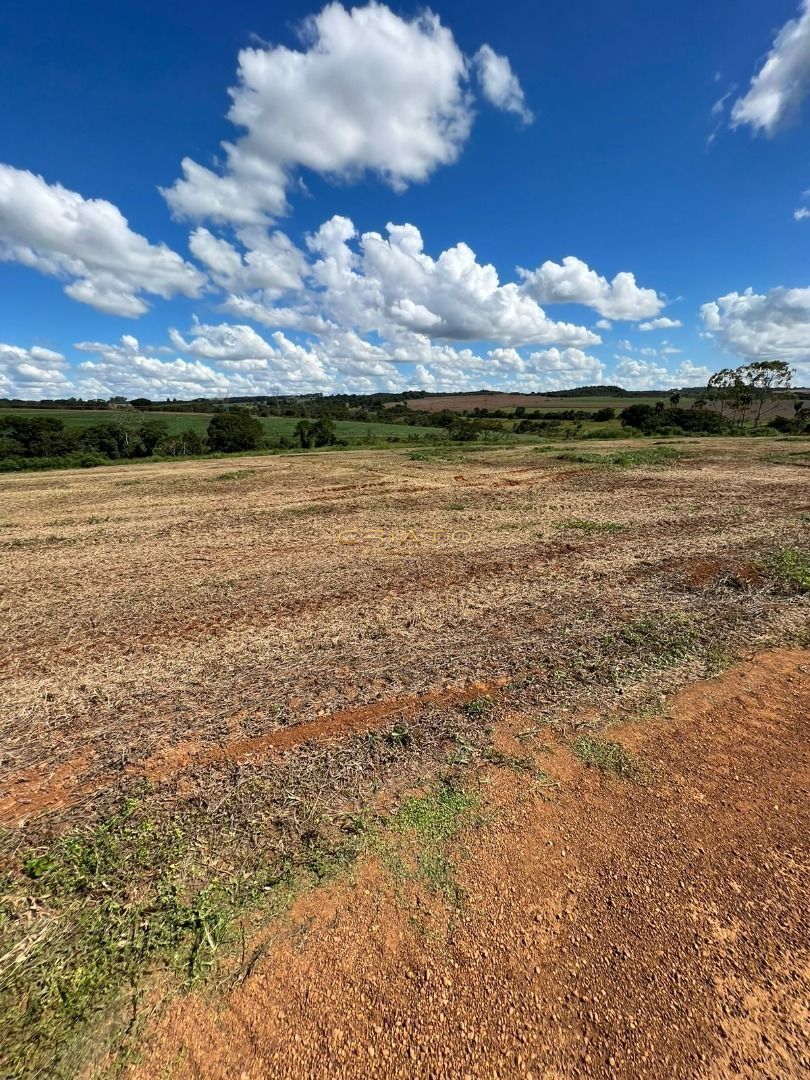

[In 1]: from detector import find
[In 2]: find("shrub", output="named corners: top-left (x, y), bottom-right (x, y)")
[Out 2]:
top-left (0, 451), bottom-right (109, 472)
top-left (0, 414), bottom-right (79, 457)
top-left (207, 410), bottom-right (264, 452)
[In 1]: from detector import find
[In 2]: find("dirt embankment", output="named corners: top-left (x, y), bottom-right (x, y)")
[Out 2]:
top-left (133, 648), bottom-right (810, 1080)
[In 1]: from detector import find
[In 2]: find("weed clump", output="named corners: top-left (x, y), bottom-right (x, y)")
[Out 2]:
top-left (572, 737), bottom-right (640, 779)
top-left (761, 547), bottom-right (810, 593)
top-left (206, 468), bottom-right (256, 482)
top-left (557, 518), bottom-right (626, 533)
top-left (460, 696), bottom-right (494, 719)
top-left (386, 785), bottom-right (478, 902)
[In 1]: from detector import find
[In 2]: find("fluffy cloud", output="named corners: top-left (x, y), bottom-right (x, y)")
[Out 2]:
top-left (0, 165), bottom-right (204, 317)
top-left (731, 1), bottom-right (810, 135)
top-left (795, 206), bottom-right (810, 220)
top-left (638, 316), bottom-right (682, 331)
top-left (0, 343), bottom-right (69, 397)
top-left (166, 320), bottom-right (603, 393)
top-left (473, 45), bottom-right (533, 123)
top-left (169, 320), bottom-right (333, 388)
top-left (518, 256), bottom-right (664, 320)
top-left (672, 359), bottom-right (712, 384)
top-left (700, 287), bottom-right (810, 363)
top-left (387, 343), bottom-right (603, 393)
top-left (0, 320), bottom-right (723, 399)
top-left (163, 3), bottom-right (492, 225)
top-left (300, 216), bottom-right (601, 347)
top-left (523, 346), bottom-right (604, 388)
top-left (74, 336), bottom-right (246, 396)
top-left (188, 227), bottom-right (307, 293)
top-left (611, 356), bottom-right (671, 390)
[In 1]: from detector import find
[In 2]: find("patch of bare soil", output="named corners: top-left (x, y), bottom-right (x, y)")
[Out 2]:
top-left (133, 648), bottom-right (810, 1080)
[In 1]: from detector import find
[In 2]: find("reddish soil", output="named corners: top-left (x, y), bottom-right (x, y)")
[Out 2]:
top-left (134, 648), bottom-right (810, 1080)
top-left (0, 677), bottom-right (511, 827)
top-left (0, 755), bottom-right (95, 825)
top-left (135, 677), bottom-right (511, 781)
top-left (679, 557), bottom-right (765, 590)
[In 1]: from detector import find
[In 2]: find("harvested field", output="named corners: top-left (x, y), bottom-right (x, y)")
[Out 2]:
top-left (403, 392), bottom-right (671, 412)
top-left (402, 392), bottom-right (802, 419)
top-left (0, 436), bottom-right (808, 1078)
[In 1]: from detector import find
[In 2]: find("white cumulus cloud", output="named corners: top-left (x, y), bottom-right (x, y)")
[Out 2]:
top-left (612, 356), bottom-right (671, 390)
top-left (700, 286), bottom-right (810, 367)
top-left (673, 359), bottom-right (712, 384)
top-left (518, 256), bottom-right (664, 321)
top-left (731, 1), bottom-right (810, 135)
top-left (0, 165), bottom-right (204, 317)
top-left (300, 216), bottom-right (601, 347)
top-left (163, 3), bottom-right (487, 225)
top-left (473, 45), bottom-right (533, 123)
top-left (0, 343), bottom-right (69, 397)
top-left (638, 317), bottom-right (682, 331)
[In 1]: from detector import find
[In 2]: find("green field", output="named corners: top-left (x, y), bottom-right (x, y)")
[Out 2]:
top-left (0, 409), bottom-right (439, 443)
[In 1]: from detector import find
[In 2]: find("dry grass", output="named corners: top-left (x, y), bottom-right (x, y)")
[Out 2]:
top-left (0, 436), bottom-right (808, 1075)
top-left (1, 438), bottom-right (808, 794)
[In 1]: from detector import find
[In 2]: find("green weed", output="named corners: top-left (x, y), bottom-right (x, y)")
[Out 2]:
top-left (614, 613), bottom-right (699, 667)
top-left (556, 518), bottom-right (626, 533)
top-left (460, 696), bottom-right (494, 719)
top-left (387, 785), bottom-right (478, 903)
top-left (206, 469), bottom-right (256, 482)
top-left (572, 737), bottom-right (640, 779)
top-left (0, 802), bottom-right (295, 1078)
top-left (761, 547), bottom-right (810, 592)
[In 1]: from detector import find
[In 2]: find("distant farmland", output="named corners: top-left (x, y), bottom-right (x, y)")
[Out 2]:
top-left (402, 392), bottom-right (693, 412)
top-left (0, 408), bottom-right (439, 442)
top-left (401, 391), bottom-right (799, 419)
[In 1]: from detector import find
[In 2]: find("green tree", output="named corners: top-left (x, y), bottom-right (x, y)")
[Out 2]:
top-left (294, 420), bottom-right (313, 449)
top-left (736, 360), bottom-right (793, 427)
top-left (310, 418), bottom-right (337, 447)
top-left (207, 410), bottom-right (264, 452)
top-left (79, 423), bottom-right (130, 458)
top-left (0, 416), bottom-right (78, 458)
top-left (707, 368), bottom-right (740, 419)
top-left (137, 419), bottom-right (168, 455)
top-left (448, 417), bottom-right (479, 441)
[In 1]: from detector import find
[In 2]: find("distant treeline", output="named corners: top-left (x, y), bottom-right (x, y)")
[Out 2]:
top-left (0, 410), bottom-right (348, 472)
top-left (3, 380), bottom-right (809, 423)
top-left (1, 362), bottom-right (807, 473)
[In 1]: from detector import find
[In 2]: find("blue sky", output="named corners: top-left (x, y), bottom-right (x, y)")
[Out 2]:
top-left (1, 0), bottom-right (809, 399)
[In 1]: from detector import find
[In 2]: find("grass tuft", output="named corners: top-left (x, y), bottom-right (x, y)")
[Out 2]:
top-left (206, 469), bottom-right (256, 482)
top-left (460, 696), bottom-right (494, 719)
top-left (387, 785), bottom-right (478, 902)
top-left (557, 518), bottom-right (626, 533)
top-left (572, 737), bottom-right (640, 779)
top-left (761, 547), bottom-right (810, 592)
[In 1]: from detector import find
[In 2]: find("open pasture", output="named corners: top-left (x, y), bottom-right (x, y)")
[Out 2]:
top-left (0, 408), bottom-right (439, 442)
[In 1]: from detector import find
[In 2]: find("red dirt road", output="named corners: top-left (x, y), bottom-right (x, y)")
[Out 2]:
top-left (134, 648), bottom-right (810, 1080)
